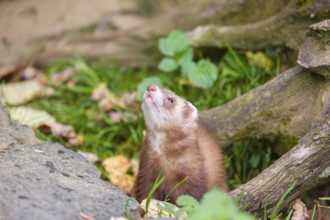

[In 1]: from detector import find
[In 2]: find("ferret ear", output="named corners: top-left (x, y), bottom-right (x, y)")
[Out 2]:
top-left (183, 102), bottom-right (198, 122)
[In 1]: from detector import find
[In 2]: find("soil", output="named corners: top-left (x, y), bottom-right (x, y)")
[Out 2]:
top-left (0, 0), bottom-right (141, 65)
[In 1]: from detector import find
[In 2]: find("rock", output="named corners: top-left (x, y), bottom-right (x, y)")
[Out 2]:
top-left (0, 103), bottom-right (39, 145)
top-left (297, 19), bottom-right (330, 78)
top-left (0, 104), bottom-right (140, 220)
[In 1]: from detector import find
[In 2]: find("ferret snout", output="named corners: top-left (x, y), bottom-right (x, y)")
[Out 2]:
top-left (147, 85), bottom-right (157, 92)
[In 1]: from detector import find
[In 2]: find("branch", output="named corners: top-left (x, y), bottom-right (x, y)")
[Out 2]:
top-left (189, 0), bottom-right (330, 50)
top-left (201, 20), bottom-right (330, 217)
top-left (200, 66), bottom-right (328, 148)
top-left (229, 110), bottom-right (330, 218)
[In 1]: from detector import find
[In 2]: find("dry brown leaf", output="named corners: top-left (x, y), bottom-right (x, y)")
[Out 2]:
top-left (313, 200), bottom-right (323, 220)
top-left (8, 106), bottom-right (56, 128)
top-left (291, 199), bottom-right (308, 220)
top-left (121, 91), bottom-right (138, 108)
top-left (91, 83), bottom-right (127, 110)
top-left (0, 64), bottom-right (47, 83)
top-left (67, 135), bottom-right (84, 147)
top-left (108, 111), bottom-right (122, 123)
top-left (103, 155), bottom-right (131, 175)
top-left (116, 174), bottom-right (135, 194)
top-left (107, 111), bottom-right (138, 123)
top-left (77, 150), bottom-right (99, 163)
top-left (102, 155), bottom-right (135, 194)
top-left (8, 106), bottom-right (81, 147)
top-left (131, 159), bottom-right (139, 177)
top-left (246, 51), bottom-right (273, 69)
top-left (0, 64), bottom-right (19, 80)
top-left (20, 66), bottom-right (45, 81)
top-left (1, 79), bottom-right (54, 105)
top-left (51, 66), bottom-right (80, 86)
top-left (140, 199), bottom-right (186, 219)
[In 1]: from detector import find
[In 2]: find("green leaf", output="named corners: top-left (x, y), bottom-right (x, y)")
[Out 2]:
top-left (158, 30), bottom-right (190, 57)
top-left (181, 61), bottom-right (197, 78)
top-left (176, 195), bottom-right (200, 213)
top-left (177, 47), bottom-right (194, 66)
top-left (159, 38), bottom-right (175, 56)
top-left (158, 58), bottom-right (178, 73)
top-left (188, 189), bottom-right (255, 220)
top-left (234, 213), bottom-right (256, 220)
top-left (136, 76), bottom-right (163, 101)
top-left (249, 153), bottom-right (260, 168)
top-left (168, 30), bottom-right (190, 54)
top-left (188, 60), bottom-right (218, 89)
top-left (188, 189), bottom-right (237, 220)
top-left (157, 202), bottom-right (182, 218)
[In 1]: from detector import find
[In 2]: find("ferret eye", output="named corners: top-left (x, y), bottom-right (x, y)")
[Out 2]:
top-left (167, 97), bottom-right (174, 103)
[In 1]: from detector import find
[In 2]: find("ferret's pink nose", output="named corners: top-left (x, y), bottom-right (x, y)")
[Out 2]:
top-left (147, 85), bottom-right (157, 92)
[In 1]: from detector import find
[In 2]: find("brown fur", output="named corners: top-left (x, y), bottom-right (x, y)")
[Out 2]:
top-left (135, 121), bottom-right (228, 204)
top-left (135, 86), bottom-right (228, 204)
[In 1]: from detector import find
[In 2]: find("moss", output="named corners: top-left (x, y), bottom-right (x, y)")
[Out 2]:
top-left (271, 134), bottom-right (298, 156)
top-left (297, 0), bottom-right (314, 10)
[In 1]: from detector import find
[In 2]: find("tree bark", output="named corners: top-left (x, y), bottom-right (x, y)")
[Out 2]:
top-left (189, 0), bottom-right (330, 50)
top-left (200, 19), bottom-right (330, 217)
top-left (229, 110), bottom-right (330, 218)
top-left (200, 66), bottom-right (328, 148)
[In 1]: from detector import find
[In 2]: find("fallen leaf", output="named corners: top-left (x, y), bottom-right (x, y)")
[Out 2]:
top-left (0, 64), bottom-right (19, 80)
top-left (103, 155), bottom-right (131, 176)
top-left (98, 98), bottom-right (113, 112)
top-left (102, 155), bottom-right (135, 194)
top-left (77, 150), bottom-right (99, 163)
top-left (8, 106), bottom-right (56, 128)
top-left (20, 66), bottom-right (45, 81)
top-left (313, 200), bottom-right (323, 220)
top-left (140, 199), bottom-right (186, 219)
top-left (1, 79), bottom-right (54, 105)
top-left (246, 51), bottom-right (273, 69)
top-left (51, 66), bottom-right (80, 86)
top-left (116, 174), bottom-right (135, 195)
top-left (66, 135), bottom-right (84, 147)
top-left (130, 159), bottom-right (139, 177)
top-left (121, 91), bottom-right (138, 108)
top-left (0, 64), bottom-right (47, 83)
top-left (91, 83), bottom-right (127, 110)
top-left (8, 106), bottom-right (81, 146)
top-left (291, 199), bottom-right (308, 220)
top-left (108, 111), bottom-right (122, 123)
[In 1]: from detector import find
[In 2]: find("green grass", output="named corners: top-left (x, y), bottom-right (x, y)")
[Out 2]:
top-left (28, 48), bottom-right (287, 188)
top-left (21, 46), bottom-right (301, 217)
top-left (29, 59), bottom-right (149, 159)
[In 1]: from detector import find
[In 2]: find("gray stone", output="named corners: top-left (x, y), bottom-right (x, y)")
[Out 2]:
top-left (0, 103), bottom-right (39, 145)
top-left (0, 104), bottom-right (140, 220)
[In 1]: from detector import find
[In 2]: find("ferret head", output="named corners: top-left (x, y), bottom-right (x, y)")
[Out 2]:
top-left (142, 85), bottom-right (198, 130)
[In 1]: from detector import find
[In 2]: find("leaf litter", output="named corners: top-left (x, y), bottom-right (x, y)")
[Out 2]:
top-left (102, 155), bottom-right (137, 194)
top-left (1, 63), bottom-right (138, 198)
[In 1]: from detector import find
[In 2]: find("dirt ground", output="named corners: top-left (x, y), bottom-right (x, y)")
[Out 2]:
top-left (0, 0), bottom-right (143, 65)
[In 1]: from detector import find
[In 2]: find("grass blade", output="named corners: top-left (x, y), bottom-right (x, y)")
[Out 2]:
top-left (165, 176), bottom-right (189, 202)
top-left (146, 169), bottom-right (166, 213)
top-left (270, 179), bottom-right (298, 219)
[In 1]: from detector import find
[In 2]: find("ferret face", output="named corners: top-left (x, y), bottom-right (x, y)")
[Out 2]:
top-left (142, 85), bottom-right (198, 130)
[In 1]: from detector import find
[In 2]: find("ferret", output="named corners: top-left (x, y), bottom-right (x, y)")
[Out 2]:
top-left (135, 85), bottom-right (228, 204)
